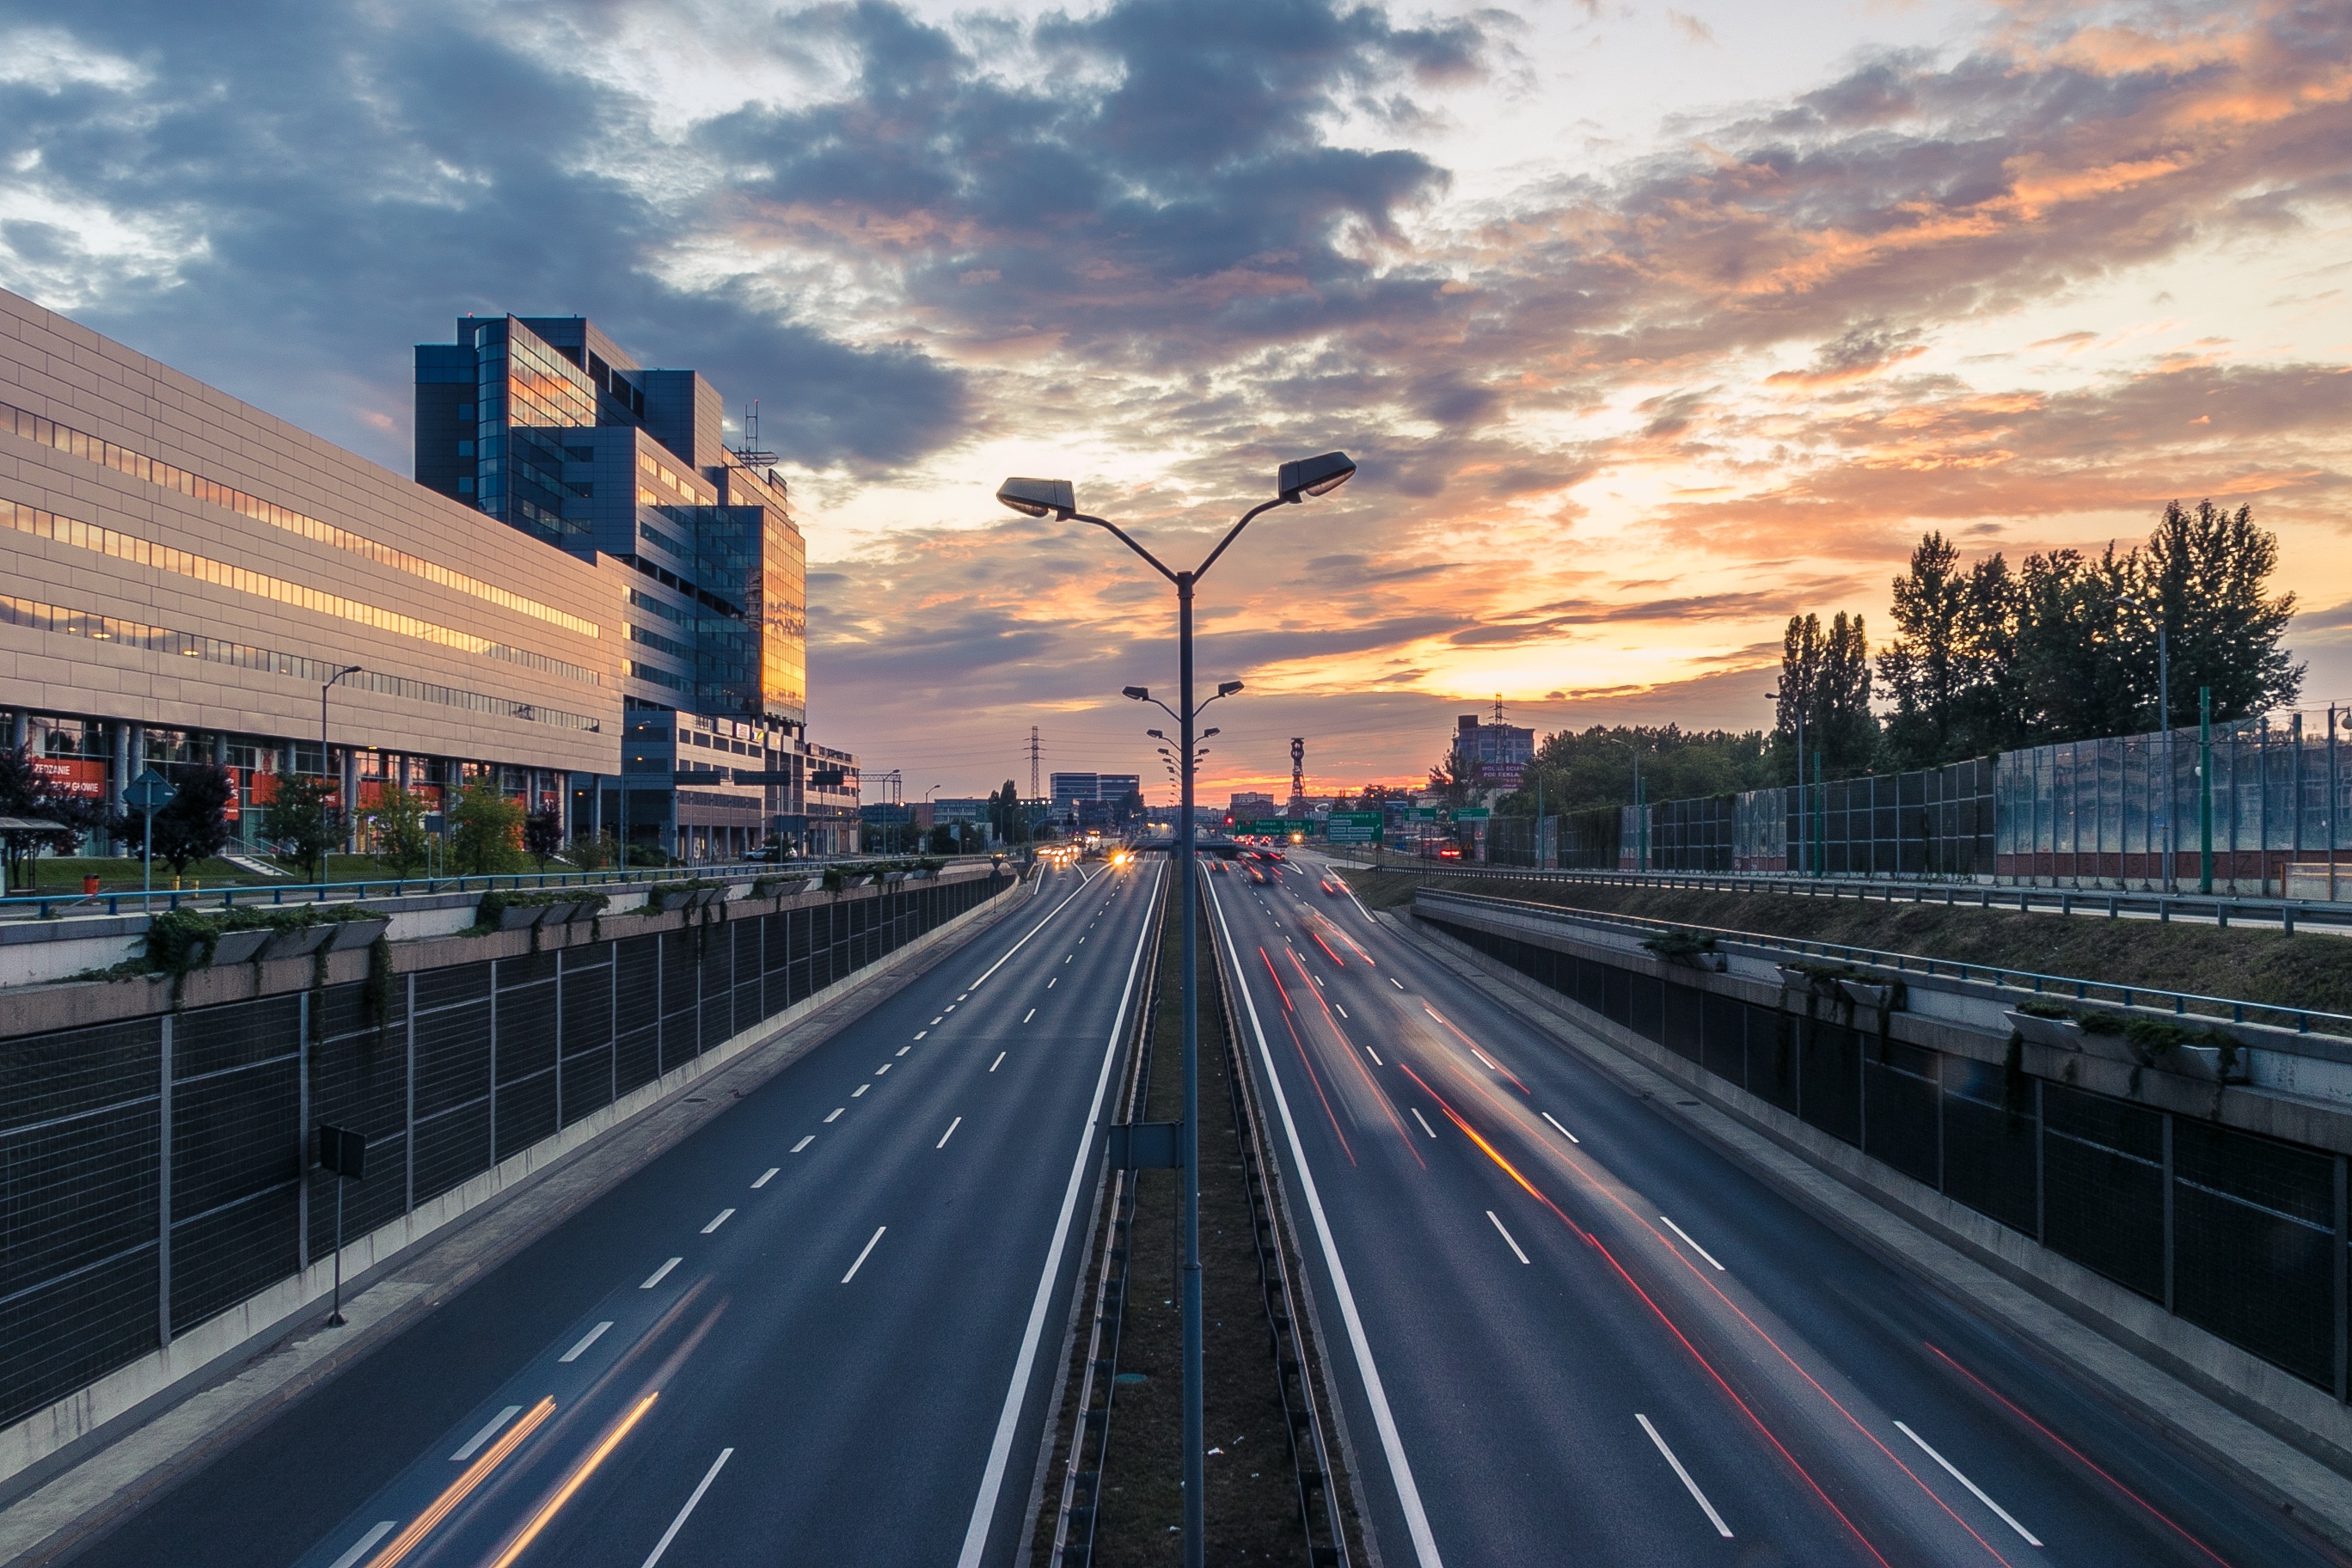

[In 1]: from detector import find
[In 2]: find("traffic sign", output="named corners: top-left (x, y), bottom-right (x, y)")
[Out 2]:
top-left (1411, 805), bottom-right (1438, 821)
top-left (1326, 811), bottom-right (1382, 844)
top-left (124, 769), bottom-right (175, 812)
top-left (1456, 806), bottom-right (1491, 822)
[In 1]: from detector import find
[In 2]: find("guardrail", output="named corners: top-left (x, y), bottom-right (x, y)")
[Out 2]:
top-left (0, 853), bottom-right (1014, 921)
top-left (1414, 885), bottom-right (2352, 1038)
top-left (1329, 848), bottom-right (2352, 936)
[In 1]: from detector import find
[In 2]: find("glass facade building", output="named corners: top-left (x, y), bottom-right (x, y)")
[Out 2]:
top-left (418, 315), bottom-right (851, 859)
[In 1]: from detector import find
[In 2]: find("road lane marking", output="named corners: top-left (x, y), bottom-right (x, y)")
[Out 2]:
top-left (558, 1321), bottom-right (614, 1363)
top-left (1203, 874), bottom-right (1444, 1568)
top-left (1895, 1422), bottom-right (2043, 1546)
top-left (1470, 1047), bottom-right (1501, 1071)
top-left (824, 1107), bottom-right (844, 1122)
top-left (853, 1084), bottom-right (870, 1097)
top-left (489, 1393), bottom-right (658, 1568)
top-left (1410, 1108), bottom-right (1438, 1138)
top-left (1487, 1210), bottom-right (1531, 1264)
top-left (640, 1258), bottom-right (682, 1289)
top-left (450, 1405), bottom-right (523, 1462)
top-left (915, 1031), bottom-right (928, 1040)
top-left (640, 1448), bottom-right (734, 1568)
top-left (1540, 1112), bottom-right (1580, 1144)
top-left (791, 1135), bottom-right (814, 1152)
top-left (842, 1226), bottom-right (886, 1283)
top-left (1365, 1045), bottom-right (1382, 1066)
top-left (938, 1116), bottom-right (963, 1148)
top-left (930, 1018), bottom-right (942, 1026)
top-left (958, 861), bottom-right (1165, 1568)
top-left (753, 1168), bottom-right (778, 1188)
top-left (1063, 954), bottom-right (1073, 964)
top-left (898, 1046), bottom-right (912, 1057)
top-left (1637, 1415), bottom-right (1732, 1538)
top-left (945, 1003), bottom-right (957, 1012)
top-left (1023, 1008), bottom-right (1036, 1023)
top-left (1334, 1004), bottom-right (1348, 1019)
top-left (1390, 978), bottom-right (1404, 989)
top-left (989, 1051), bottom-right (1007, 1071)
top-left (701, 1209), bottom-right (735, 1234)
top-left (970, 871), bottom-right (1097, 989)
top-left (327, 1521), bottom-right (397, 1568)
top-left (1659, 1215), bottom-right (1725, 1271)
top-left (876, 1063), bottom-right (892, 1075)
top-left (371, 1395), bottom-right (555, 1567)
top-left (959, 993), bottom-right (970, 1001)
top-left (1047, 977), bottom-right (1057, 988)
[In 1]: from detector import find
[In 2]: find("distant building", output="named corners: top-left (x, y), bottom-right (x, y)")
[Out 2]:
top-left (1454, 713), bottom-right (1534, 789)
top-left (1228, 791), bottom-right (1276, 818)
top-left (1051, 771), bottom-right (1142, 824)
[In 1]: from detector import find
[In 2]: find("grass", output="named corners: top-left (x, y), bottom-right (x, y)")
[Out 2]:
top-left (1337, 861), bottom-right (2352, 1021)
top-left (4, 851), bottom-right (608, 897)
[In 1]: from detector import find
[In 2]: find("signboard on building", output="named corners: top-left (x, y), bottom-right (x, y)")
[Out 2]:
top-left (1326, 811), bottom-right (1382, 844)
top-left (29, 756), bottom-right (105, 799)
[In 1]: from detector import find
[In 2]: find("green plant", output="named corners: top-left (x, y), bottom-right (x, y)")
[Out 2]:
top-left (449, 784), bottom-right (527, 875)
top-left (470, 887), bottom-right (607, 934)
top-left (260, 773), bottom-right (342, 880)
top-left (1640, 927), bottom-right (1717, 961)
top-left (823, 867), bottom-right (848, 896)
top-left (151, 764), bottom-right (235, 875)
top-left (365, 784), bottom-right (432, 876)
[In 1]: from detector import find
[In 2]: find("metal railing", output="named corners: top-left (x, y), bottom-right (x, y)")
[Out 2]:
top-left (1415, 885), bottom-right (2352, 1038)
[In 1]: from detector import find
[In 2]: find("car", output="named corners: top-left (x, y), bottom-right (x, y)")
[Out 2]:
top-left (1437, 842), bottom-right (1462, 860)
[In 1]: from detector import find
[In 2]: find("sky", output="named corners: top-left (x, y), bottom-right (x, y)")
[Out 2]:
top-left (3, 0), bottom-right (2349, 805)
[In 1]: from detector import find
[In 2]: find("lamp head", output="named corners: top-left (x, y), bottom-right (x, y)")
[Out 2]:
top-left (1122, 685), bottom-right (1149, 701)
top-left (1277, 451), bottom-right (1355, 502)
top-left (1216, 680), bottom-right (1244, 699)
top-left (995, 477), bottom-right (1075, 520)
top-left (1201, 727), bottom-right (1220, 738)
top-left (1147, 728), bottom-right (1165, 740)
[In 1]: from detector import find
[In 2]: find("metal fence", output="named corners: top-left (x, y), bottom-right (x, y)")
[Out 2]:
top-left (0, 872), bottom-right (1008, 1431)
top-left (1424, 903), bottom-right (2347, 1395)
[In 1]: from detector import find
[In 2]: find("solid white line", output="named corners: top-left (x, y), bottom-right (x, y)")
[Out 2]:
top-left (969, 872), bottom-right (1096, 989)
top-left (640, 1448), bottom-right (733, 1567)
top-left (956, 861), bottom-right (1165, 1568)
top-left (559, 1320), bottom-right (614, 1363)
top-left (1540, 1112), bottom-right (1580, 1144)
top-left (326, 1521), bottom-right (399, 1568)
top-left (640, 1257), bottom-right (682, 1289)
top-left (449, 1405), bottom-right (522, 1462)
top-left (1895, 1422), bottom-right (2043, 1545)
top-left (701, 1208), bottom-right (735, 1234)
top-left (1658, 1215), bottom-right (1725, 1271)
top-left (853, 1084), bottom-right (869, 1098)
top-left (1486, 1210), bottom-right (1531, 1265)
top-left (1204, 873), bottom-right (1444, 1568)
top-left (1411, 1107), bottom-right (1438, 1139)
top-left (938, 1116), bottom-right (963, 1148)
top-left (842, 1226), bottom-right (886, 1283)
top-left (1638, 1414), bottom-right (1732, 1537)
top-left (753, 1167), bottom-right (778, 1188)
top-left (791, 1135), bottom-right (814, 1153)
top-left (1023, 1008), bottom-right (1036, 1023)
top-left (989, 1051), bottom-right (1006, 1072)
top-left (1365, 1045), bottom-right (1383, 1066)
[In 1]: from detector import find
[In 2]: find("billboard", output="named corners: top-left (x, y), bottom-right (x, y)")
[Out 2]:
top-left (29, 756), bottom-right (106, 799)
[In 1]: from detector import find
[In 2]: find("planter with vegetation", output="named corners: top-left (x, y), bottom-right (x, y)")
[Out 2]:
top-left (2006, 997), bottom-right (2245, 1081)
top-left (471, 888), bottom-right (609, 935)
top-left (136, 903), bottom-right (386, 977)
top-left (1639, 927), bottom-right (1724, 971)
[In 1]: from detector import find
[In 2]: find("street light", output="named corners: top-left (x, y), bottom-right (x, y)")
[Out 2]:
top-left (1002, 452), bottom-right (1352, 1568)
top-left (322, 665), bottom-right (362, 884)
top-left (2121, 596), bottom-right (2174, 891)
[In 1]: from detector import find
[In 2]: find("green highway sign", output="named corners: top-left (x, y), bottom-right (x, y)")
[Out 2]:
top-left (1326, 811), bottom-right (1382, 844)
top-left (1456, 806), bottom-right (1491, 821)
top-left (1249, 818), bottom-right (1317, 836)
top-left (1411, 805), bottom-right (1439, 821)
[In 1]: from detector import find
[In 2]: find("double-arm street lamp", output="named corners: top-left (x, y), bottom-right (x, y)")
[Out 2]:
top-left (997, 451), bottom-right (1354, 1567)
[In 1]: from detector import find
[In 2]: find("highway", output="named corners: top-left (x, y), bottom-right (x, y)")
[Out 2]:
top-left (66, 856), bottom-right (1161, 1568)
top-left (1207, 849), bottom-right (2340, 1568)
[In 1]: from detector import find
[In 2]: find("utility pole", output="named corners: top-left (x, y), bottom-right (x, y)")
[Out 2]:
top-left (1028, 726), bottom-right (1042, 805)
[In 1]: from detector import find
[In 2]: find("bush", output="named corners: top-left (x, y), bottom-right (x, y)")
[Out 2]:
top-left (449, 784), bottom-right (527, 875)
top-left (364, 784), bottom-right (432, 875)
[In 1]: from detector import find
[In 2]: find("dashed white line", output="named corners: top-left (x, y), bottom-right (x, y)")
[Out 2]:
top-left (701, 1208), bottom-right (735, 1234)
top-left (326, 1522), bottom-right (399, 1568)
top-left (989, 1051), bottom-right (1007, 1072)
top-left (824, 1107), bottom-right (844, 1122)
top-left (853, 1084), bottom-right (870, 1098)
top-left (1540, 1112), bottom-right (1580, 1144)
top-left (1047, 977), bottom-right (1057, 988)
top-left (1364, 1045), bottom-right (1383, 1066)
top-left (897, 1045), bottom-right (911, 1057)
top-left (1638, 1414), bottom-right (1732, 1537)
top-left (929, 1017), bottom-right (942, 1026)
top-left (1486, 1210), bottom-right (1531, 1265)
top-left (1895, 1422), bottom-right (2043, 1545)
top-left (938, 1116), bottom-right (963, 1148)
top-left (945, 1003), bottom-right (957, 1012)
top-left (640, 1448), bottom-right (733, 1568)
top-left (1023, 1008), bottom-right (1036, 1023)
top-left (875, 1063), bottom-right (891, 1075)
top-left (753, 1167), bottom-right (779, 1188)
top-left (641, 1257), bottom-right (683, 1289)
top-left (958, 993), bottom-right (970, 1001)
top-left (842, 1226), bottom-right (886, 1283)
top-left (559, 1320), bottom-right (615, 1363)
top-left (1658, 1215), bottom-right (1724, 1271)
top-left (791, 1135), bottom-right (814, 1153)
top-left (1470, 1048), bottom-right (1501, 1072)
top-left (1410, 1107), bottom-right (1438, 1139)
top-left (450, 1405), bottom-right (523, 1462)
top-left (1390, 977), bottom-right (1404, 989)
top-left (1063, 954), bottom-right (1073, 964)
top-left (1334, 1003), bottom-right (1349, 1019)
top-left (915, 1031), bottom-right (928, 1040)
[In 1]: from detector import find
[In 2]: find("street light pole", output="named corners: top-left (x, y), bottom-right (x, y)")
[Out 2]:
top-left (322, 665), bottom-right (362, 885)
top-left (999, 454), bottom-right (1354, 1568)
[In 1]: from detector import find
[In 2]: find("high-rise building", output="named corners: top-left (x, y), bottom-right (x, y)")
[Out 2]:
top-left (416, 315), bottom-right (851, 857)
top-left (1453, 713), bottom-right (1534, 788)
top-left (1050, 771), bottom-right (1143, 828)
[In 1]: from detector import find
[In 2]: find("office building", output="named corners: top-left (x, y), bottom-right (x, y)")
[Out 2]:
top-left (416, 314), bottom-right (854, 858)
top-left (1454, 712), bottom-right (1534, 788)
top-left (1050, 771), bottom-right (1142, 829)
top-left (0, 286), bottom-right (622, 842)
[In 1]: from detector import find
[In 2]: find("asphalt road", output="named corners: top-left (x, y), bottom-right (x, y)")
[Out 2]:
top-left (1207, 849), bottom-right (2343, 1568)
top-left (66, 856), bottom-right (1162, 1568)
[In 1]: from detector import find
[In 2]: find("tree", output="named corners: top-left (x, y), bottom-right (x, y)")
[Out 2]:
top-left (523, 808), bottom-right (565, 870)
top-left (1776, 612), bottom-right (1877, 780)
top-left (1425, 750), bottom-right (1474, 806)
top-left (260, 773), bottom-right (343, 880)
top-left (150, 764), bottom-right (233, 876)
top-left (1879, 533), bottom-right (2010, 769)
top-left (2141, 499), bottom-right (2302, 726)
top-left (928, 823), bottom-right (957, 854)
top-left (989, 781), bottom-right (1026, 844)
top-left (365, 785), bottom-right (432, 875)
top-left (1503, 726), bottom-right (1771, 817)
top-left (448, 784), bottom-right (526, 875)
top-left (0, 746), bottom-right (107, 890)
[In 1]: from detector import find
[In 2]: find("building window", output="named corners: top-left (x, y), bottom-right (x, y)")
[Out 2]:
top-left (457, 477), bottom-right (475, 493)
top-left (456, 440), bottom-right (475, 456)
